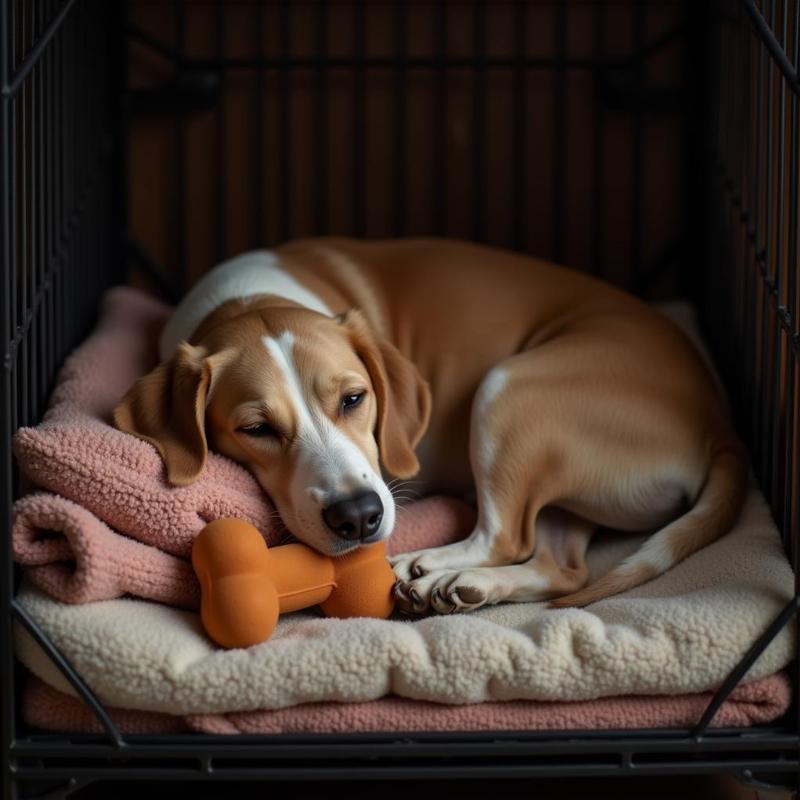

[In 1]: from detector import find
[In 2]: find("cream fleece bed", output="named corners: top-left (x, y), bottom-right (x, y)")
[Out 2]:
top-left (12, 305), bottom-right (797, 716)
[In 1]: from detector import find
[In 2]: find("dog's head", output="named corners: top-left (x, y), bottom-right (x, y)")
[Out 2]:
top-left (114, 303), bottom-right (431, 555)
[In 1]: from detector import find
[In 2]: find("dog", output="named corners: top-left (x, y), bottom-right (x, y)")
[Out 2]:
top-left (114, 237), bottom-right (747, 615)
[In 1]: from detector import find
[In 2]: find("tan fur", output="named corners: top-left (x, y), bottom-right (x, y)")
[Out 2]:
top-left (114, 237), bottom-right (748, 610)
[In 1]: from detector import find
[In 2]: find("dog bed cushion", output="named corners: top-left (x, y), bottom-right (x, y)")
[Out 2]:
top-left (11, 289), bottom-right (796, 716)
top-left (14, 476), bottom-right (794, 714)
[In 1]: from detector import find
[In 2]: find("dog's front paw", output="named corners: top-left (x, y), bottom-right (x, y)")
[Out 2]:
top-left (389, 547), bottom-right (454, 581)
top-left (393, 569), bottom-right (450, 616)
top-left (429, 571), bottom-right (489, 614)
top-left (393, 570), bottom-right (490, 616)
top-left (389, 549), bottom-right (431, 582)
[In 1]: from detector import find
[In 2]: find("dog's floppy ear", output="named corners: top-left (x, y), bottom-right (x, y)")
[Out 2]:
top-left (113, 342), bottom-right (225, 486)
top-left (340, 309), bottom-right (431, 479)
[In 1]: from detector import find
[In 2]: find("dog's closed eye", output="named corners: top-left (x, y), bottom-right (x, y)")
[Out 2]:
top-left (237, 422), bottom-right (282, 439)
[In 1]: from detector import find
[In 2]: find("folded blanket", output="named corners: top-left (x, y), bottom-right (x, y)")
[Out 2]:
top-left (22, 671), bottom-right (792, 735)
top-left (12, 288), bottom-right (277, 558)
top-left (10, 287), bottom-right (796, 720)
top-left (11, 287), bottom-right (476, 606)
top-left (14, 480), bottom-right (795, 714)
top-left (12, 492), bottom-right (200, 608)
top-left (13, 489), bottom-right (473, 607)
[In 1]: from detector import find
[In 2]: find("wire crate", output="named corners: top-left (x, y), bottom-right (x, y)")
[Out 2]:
top-left (2, 1), bottom-right (799, 797)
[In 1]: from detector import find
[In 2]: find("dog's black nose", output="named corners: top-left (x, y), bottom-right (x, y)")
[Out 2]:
top-left (322, 491), bottom-right (384, 541)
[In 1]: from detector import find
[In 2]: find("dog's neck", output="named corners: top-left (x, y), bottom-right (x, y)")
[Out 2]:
top-left (190, 294), bottom-right (310, 346)
top-left (159, 250), bottom-right (342, 360)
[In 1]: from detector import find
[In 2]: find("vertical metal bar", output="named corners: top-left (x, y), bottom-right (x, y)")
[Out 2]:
top-left (316, 2), bottom-right (328, 235)
top-left (472, 0), bottom-right (485, 242)
top-left (45, 0), bottom-right (54, 402)
top-left (278, 2), bottom-right (290, 242)
top-left (759, 0), bottom-right (776, 495)
top-left (785, 0), bottom-right (799, 568)
top-left (36, 0), bottom-right (45, 420)
top-left (771, 0), bottom-right (788, 523)
top-left (512, 0), bottom-right (525, 252)
top-left (434, 0), bottom-right (446, 235)
top-left (554, 1), bottom-right (566, 263)
top-left (353, 0), bottom-right (365, 236)
top-left (689, 0), bottom-right (713, 327)
top-left (789, 66), bottom-right (800, 739)
top-left (745, 19), bottom-right (758, 454)
top-left (175, 1), bottom-right (186, 287)
top-left (9, 0), bottom-right (17, 440)
top-left (63, 0), bottom-right (71, 361)
top-left (111, 0), bottom-right (128, 287)
top-left (394, 1), bottom-right (406, 236)
top-left (214, 0), bottom-right (225, 262)
top-left (253, 1), bottom-right (265, 246)
top-left (74, 0), bottom-right (81, 337)
top-left (734, 2), bottom-right (751, 402)
top-left (30, 0), bottom-right (40, 424)
top-left (57, 0), bottom-right (65, 370)
top-left (1, 0), bottom-right (17, 791)
top-left (631, 2), bottom-right (644, 289)
top-left (592, 3), bottom-right (605, 277)
top-left (749, 16), bottom-right (766, 467)
top-left (20, 2), bottom-right (28, 426)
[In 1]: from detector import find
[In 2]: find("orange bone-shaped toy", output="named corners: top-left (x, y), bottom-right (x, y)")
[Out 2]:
top-left (191, 518), bottom-right (396, 649)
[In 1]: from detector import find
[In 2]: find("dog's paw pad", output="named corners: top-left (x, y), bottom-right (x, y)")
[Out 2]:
top-left (453, 585), bottom-right (486, 605)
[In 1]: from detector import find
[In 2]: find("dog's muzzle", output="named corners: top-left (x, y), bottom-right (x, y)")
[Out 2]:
top-left (322, 490), bottom-right (384, 541)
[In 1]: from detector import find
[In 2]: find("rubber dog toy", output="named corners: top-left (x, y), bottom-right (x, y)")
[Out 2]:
top-left (191, 518), bottom-right (396, 649)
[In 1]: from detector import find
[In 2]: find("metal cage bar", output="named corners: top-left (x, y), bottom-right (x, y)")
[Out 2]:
top-left (1, 1), bottom-right (122, 797)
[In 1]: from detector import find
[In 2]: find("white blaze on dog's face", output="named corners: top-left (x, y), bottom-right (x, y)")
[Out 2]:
top-left (206, 312), bottom-right (394, 554)
top-left (113, 303), bottom-right (431, 556)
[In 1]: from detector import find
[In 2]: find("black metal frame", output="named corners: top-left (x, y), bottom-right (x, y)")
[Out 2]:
top-left (2, 1), bottom-right (799, 798)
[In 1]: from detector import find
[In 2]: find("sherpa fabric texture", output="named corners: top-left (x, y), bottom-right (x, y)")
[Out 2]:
top-left (22, 671), bottom-right (792, 735)
top-left (11, 288), bottom-right (275, 559)
top-left (11, 287), bottom-right (474, 606)
top-left (12, 490), bottom-right (471, 607)
top-left (11, 288), bottom-right (796, 716)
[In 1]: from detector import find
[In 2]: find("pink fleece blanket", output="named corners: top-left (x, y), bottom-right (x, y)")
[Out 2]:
top-left (11, 286), bottom-right (792, 735)
top-left (23, 672), bottom-right (791, 735)
top-left (11, 287), bottom-right (474, 608)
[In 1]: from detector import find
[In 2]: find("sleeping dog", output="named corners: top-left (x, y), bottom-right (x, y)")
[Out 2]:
top-left (114, 238), bottom-right (747, 614)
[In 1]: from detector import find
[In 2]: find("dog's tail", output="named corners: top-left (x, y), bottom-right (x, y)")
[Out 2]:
top-left (548, 438), bottom-right (748, 609)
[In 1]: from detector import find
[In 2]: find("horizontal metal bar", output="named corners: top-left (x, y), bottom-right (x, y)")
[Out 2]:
top-left (742, 0), bottom-right (800, 94)
top-left (141, 54), bottom-right (618, 72)
top-left (13, 729), bottom-right (799, 759)
top-left (2, 0), bottom-right (78, 99)
top-left (125, 24), bottom-right (678, 74)
top-left (9, 757), bottom-right (800, 783)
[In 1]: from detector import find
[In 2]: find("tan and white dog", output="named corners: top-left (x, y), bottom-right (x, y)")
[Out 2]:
top-left (114, 238), bottom-right (747, 615)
